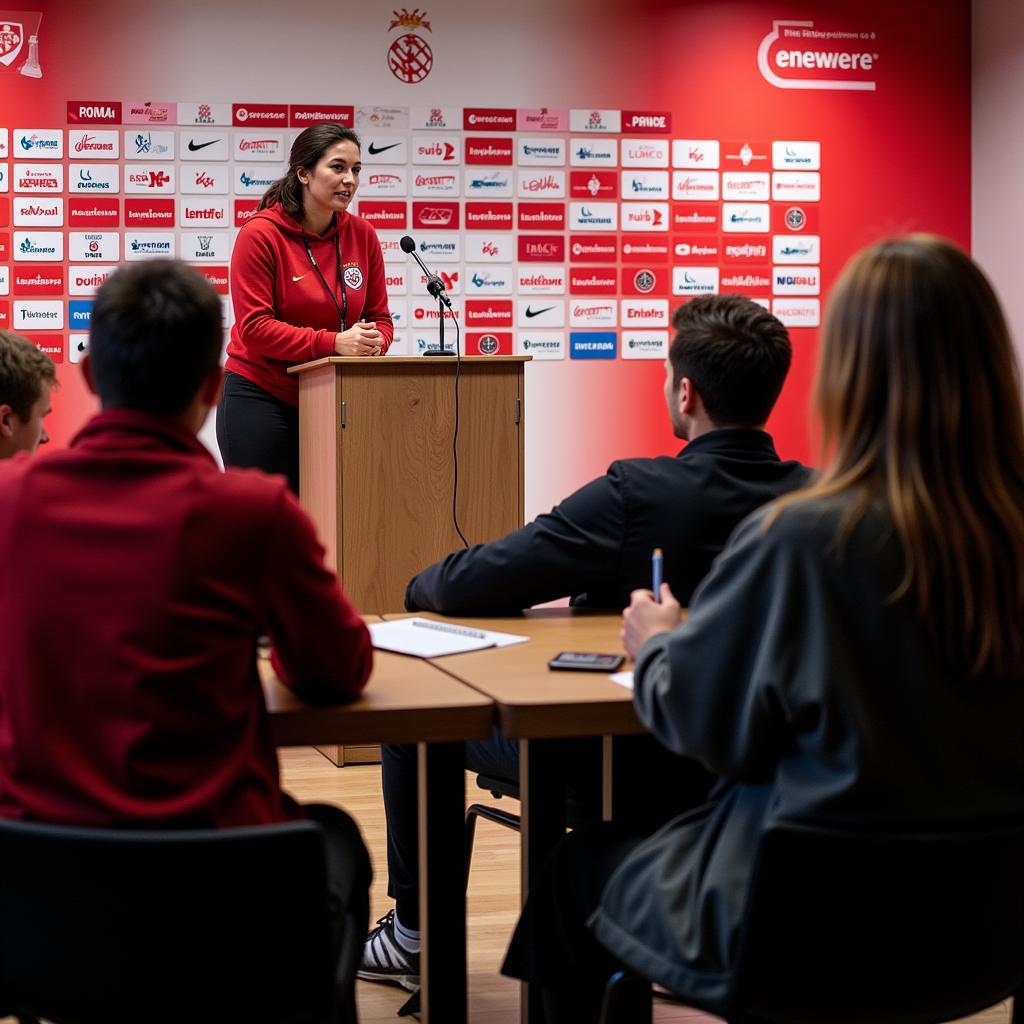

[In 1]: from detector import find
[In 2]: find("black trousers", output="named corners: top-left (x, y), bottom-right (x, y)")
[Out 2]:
top-left (380, 730), bottom-right (713, 930)
top-left (502, 824), bottom-right (643, 1024)
top-left (303, 802), bottom-right (373, 1003)
top-left (216, 371), bottom-right (300, 494)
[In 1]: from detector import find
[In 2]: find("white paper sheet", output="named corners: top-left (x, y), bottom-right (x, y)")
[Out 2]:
top-left (608, 671), bottom-right (634, 690)
top-left (369, 617), bottom-right (530, 658)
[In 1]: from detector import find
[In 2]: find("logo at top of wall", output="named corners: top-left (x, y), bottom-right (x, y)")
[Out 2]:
top-left (0, 21), bottom-right (24, 67)
top-left (758, 19), bottom-right (878, 92)
top-left (387, 8), bottom-right (434, 84)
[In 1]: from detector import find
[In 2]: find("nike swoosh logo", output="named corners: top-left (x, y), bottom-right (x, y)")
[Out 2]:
top-left (368, 142), bottom-right (401, 155)
top-left (524, 305), bottom-right (555, 318)
top-left (292, 275), bottom-right (306, 282)
top-left (188, 139), bottom-right (219, 151)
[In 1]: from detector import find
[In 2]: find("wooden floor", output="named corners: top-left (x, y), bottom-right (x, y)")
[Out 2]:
top-left (276, 746), bottom-right (1013, 1024)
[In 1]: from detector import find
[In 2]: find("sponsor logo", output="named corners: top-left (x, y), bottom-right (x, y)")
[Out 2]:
top-left (413, 138), bottom-right (459, 164)
top-left (759, 20), bottom-right (878, 91)
top-left (14, 232), bottom-right (63, 261)
top-left (234, 200), bottom-right (259, 226)
top-left (465, 202), bottom-right (514, 230)
top-left (234, 135), bottom-right (284, 160)
top-left (621, 302), bottom-right (668, 324)
top-left (570, 139), bottom-right (617, 166)
top-left (412, 201), bottom-right (458, 229)
top-left (68, 266), bottom-right (113, 295)
top-left (68, 299), bottom-right (93, 327)
top-left (518, 235), bottom-right (566, 262)
top-left (69, 164), bottom-right (114, 193)
top-left (465, 300), bottom-right (513, 327)
top-left (466, 236), bottom-right (512, 262)
top-left (721, 203), bottom-right (771, 233)
top-left (13, 301), bottom-right (63, 329)
top-left (772, 266), bottom-right (820, 295)
top-left (71, 131), bottom-right (118, 157)
top-left (177, 102), bottom-right (232, 126)
top-left (517, 331), bottom-right (565, 359)
top-left (384, 269), bottom-right (407, 293)
top-left (672, 171), bottom-right (719, 201)
top-left (412, 171), bottom-right (459, 195)
top-left (517, 267), bottom-right (566, 294)
top-left (194, 266), bottom-right (229, 293)
top-left (672, 238), bottom-right (720, 261)
top-left (463, 108), bottom-right (516, 131)
top-left (0, 265), bottom-right (7, 294)
top-left (187, 139), bottom-right (219, 152)
top-left (785, 206), bottom-right (807, 230)
top-left (14, 164), bottom-right (63, 192)
top-left (722, 173), bottom-right (770, 200)
top-left (722, 140), bottom-right (771, 168)
top-left (68, 232), bottom-right (119, 262)
top-left (518, 171), bottom-right (565, 197)
top-left (416, 235), bottom-right (460, 262)
top-left (621, 140), bottom-right (669, 167)
top-left (771, 171), bottom-right (821, 201)
top-left (359, 200), bottom-right (409, 228)
top-left (126, 167), bottom-right (174, 193)
top-left (622, 330), bottom-right (669, 360)
top-left (368, 141), bottom-right (402, 156)
top-left (289, 104), bottom-right (354, 127)
top-left (125, 233), bottom-right (176, 260)
top-left (517, 202), bottom-right (565, 230)
top-left (570, 203), bottom-right (617, 230)
top-left (622, 172), bottom-right (670, 199)
top-left (672, 266), bottom-right (719, 295)
top-left (570, 301), bottom-right (616, 327)
top-left (518, 138), bottom-right (565, 166)
top-left (467, 331), bottom-right (511, 355)
top-left (358, 106), bottom-right (410, 130)
top-left (621, 240), bottom-right (671, 263)
top-left (723, 238), bottom-right (770, 262)
top-left (465, 170), bottom-right (513, 195)
top-left (621, 202), bottom-right (668, 231)
top-left (13, 199), bottom-right (63, 226)
top-left (773, 234), bottom-right (821, 264)
top-left (568, 110), bottom-right (621, 133)
top-left (517, 108), bottom-right (567, 132)
top-left (569, 331), bottom-right (617, 359)
top-left (125, 198), bottom-right (175, 226)
top-left (517, 299), bottom-right (565, 327)
top-left (410, 106), bottom-right (456, 130)
top-left (772, 297), bottom-right (821, 326)
top-left (672, 140), bottom-right (720, 169)
top-left (466, 268), bottom-right (512, 294)
top-left (124, 101), bottom-right (176, 124)
top-left (181, 168), bottom-right (228, 195)
top-left (721, 271), bottom-right (772, 291)
top-left (12, 266), bottom-right (64, 295)
top-left (181, 232), bottom-right (229, 263)
top-left (621, 111), bottom-right (672, 133)
top-left (465, 137), bottom-right (514, 165)
top-left (633, 270), bottom-right (656, 293)
top-left (129, 131), bottom-right (173, 158)
top-left (235, 169), bottom-right (278, 194)
top-left (25, 335), bottom-right (65, 364)
top-left (569, 268), bottom-right (616, 295)
top-left (570, 170), bottom-right (616, 199)
top-left (67, 102), bottom-right (122, 124)
top-left (233, 104), bottom-right (288, 126)
top-left (772, 140), bottom-right (821, 169)
top-left (181, 202), bottom-right (228, 224)
top-left (360, 170), bottom-right (407, 197)
top-left (569, 235), bottom-right (617, 263)
top-left (17, 131), bottom-right (62, 156)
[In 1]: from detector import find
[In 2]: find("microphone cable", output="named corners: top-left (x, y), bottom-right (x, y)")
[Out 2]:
top-left (451, 315), bottom-right (469, 548)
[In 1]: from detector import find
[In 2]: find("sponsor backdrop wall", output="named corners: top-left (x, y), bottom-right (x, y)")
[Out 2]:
top-left (0, 0), bottom-right (969, 521)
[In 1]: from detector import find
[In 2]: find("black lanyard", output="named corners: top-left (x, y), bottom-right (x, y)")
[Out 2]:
top-left (303, 230), bottom-right (348, 331)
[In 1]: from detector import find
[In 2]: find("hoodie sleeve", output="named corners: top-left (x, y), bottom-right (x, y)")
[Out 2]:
top-left (230, 221), bottom-right (338, 362)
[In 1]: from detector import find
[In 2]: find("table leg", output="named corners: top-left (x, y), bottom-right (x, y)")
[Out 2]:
top-left (417, 740), bottom-right (467, 1024)
top-left (519, 737), bottom-right (568, 1024)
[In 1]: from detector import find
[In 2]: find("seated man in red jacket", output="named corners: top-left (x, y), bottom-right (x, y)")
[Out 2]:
top-left (0, 260), bottom-right (374, 982)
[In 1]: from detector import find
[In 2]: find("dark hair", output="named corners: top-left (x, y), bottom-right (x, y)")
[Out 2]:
top-left (0, 330), bottom-right (56, 420)
top-left (258, 123), bottom-right (361, 221)
top-left (669, 294), bottom-right (792, 426)
top-left (773, 235), bottom-right (1024, 678)
top-left (88, 260), bottom-right (223, 416)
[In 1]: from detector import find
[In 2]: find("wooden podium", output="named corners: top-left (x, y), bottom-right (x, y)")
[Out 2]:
top-left (289, 355), bottom-right (529, 762)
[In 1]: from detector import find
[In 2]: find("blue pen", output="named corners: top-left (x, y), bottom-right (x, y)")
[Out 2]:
top-left (652, 547), bottom-right (663, 603)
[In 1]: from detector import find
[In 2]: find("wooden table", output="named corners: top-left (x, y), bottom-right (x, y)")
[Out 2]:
top-left (382, 608), bottom-right (645, 1024)
top-left (264, 646), bottom-right (493, 1024)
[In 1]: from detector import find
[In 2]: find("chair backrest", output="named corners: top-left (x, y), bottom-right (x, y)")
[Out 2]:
top-left (0, 817), bottom-right (342, 1024)
top-left (728, 821), bottom-right (1024, 1024)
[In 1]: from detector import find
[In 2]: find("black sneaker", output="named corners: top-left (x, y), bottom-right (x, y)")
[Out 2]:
top-left (358, 909), bottom-right (420, 992)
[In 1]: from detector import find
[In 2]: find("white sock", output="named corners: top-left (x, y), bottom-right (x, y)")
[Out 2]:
top-left (394, 912), bottom-right (422, 954)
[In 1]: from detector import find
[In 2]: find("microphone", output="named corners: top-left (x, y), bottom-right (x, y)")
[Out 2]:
top-left (400, 235), bottom-right (453, 310)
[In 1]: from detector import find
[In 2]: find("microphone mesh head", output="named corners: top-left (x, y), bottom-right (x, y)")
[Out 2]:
top-left (400, 235), bottom-right (416, 253)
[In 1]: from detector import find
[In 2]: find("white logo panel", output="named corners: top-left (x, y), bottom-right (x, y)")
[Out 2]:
top-left (771, 172), bottom-right (821, 201)
top-left (517, 170), bottom-right (565, 198)
top-left (124, 166), bottom-right (176, 194)
top-left (621, 330), bottom-right (669, 360)
top-left (722, 173), bottom-right (770, 201)
top-left (68, 266), bottom-right (114, 295)
top-left (411, 136), bottom-right (461, 165)
top-left (772, 298), bottom-right (820, 327)
top-left (671, 171), bottom-right (719, 201)
top-left (569, 138), bottom-right (617, 166)
top-left (620, 202), bottom-right (669, 232)
top-left (773, 234), bottom-right (821, 264)
top-left (772, 266), bottom-right (820, 295)
top-left (124, 130), bottom-right (175, 160)
top-left (569, 202), bottom-right (617, 230)
top-left (517, 331), bottom-right (565, 359)
top-left (672, 140), bottom-right (720, 169)
top-left (181, 231), bottom-right (230, 262)
top-left (69, 130), bottom-right (119, 159)
top-left (772, 141), bottom-right (821, 170)
top-left (465, 266), bottom-right (513, 294)
top-left (13, 301), bottom-right (63, 330)
top-left (411, 170), bottom-right (460, 197)
top-left (180, 133), bottom-right (230, 162)
top-left (517, 299), bottom-right (565, 328)
top-left (672, 266), bottom-right (719, 295)
top-left (69, 164), bottom-right (117, 193)
top-left (359, 167), bottom-right (408, 197)
top-left (124, 232), bottom-right (176, 261)
top-left (464, 169), bottom-right (513, 197)
top-left (465, 235), bottom-right (513, 262)
top-left (721, 203), bottom-right (770, 233)
top-left (14, 129), bottom-right (63, 159)
top-left (620, 171), bottom-right (669, 200)
top-left (13, 198), bottom-right (63, 226)
top-left (68, 232), bottom-right (120, 262)
top-left (620, 139), bottom-right (670, 168)
top-left (621, 299), bottom-right (669, 326)
top-left (517, 266), bottom-right (566, 294)
top-left (569, 300), bottom-right (617, 327)
top-left (14, 163), bottom-right (63, 194)
top-left (517, 138), bottom-right (566, 166)
top-left (180, 167), bottom-right (230, 195)
top-left (13, 231), bottom-right (64, 262)
top-left (233, 133), bottom-right (285, 162)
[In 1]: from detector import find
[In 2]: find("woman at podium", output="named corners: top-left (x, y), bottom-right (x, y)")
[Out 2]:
top-left (217, 124), bottom-right (393, 493)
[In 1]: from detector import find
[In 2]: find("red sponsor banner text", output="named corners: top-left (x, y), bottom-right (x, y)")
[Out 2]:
top-left (358, 200), bottom-right (409, 229)
top-left (672, 204), bottom-right (720, 233)
top-left (569, 267), bottom-right (617, 295)
top-left (620, 110), bottom-right (673, 133)
top-left (464, 202), bottom-right (513, 230)
top-left (671, 236), bottom-right (721, 263)
top-left (518, 202), bottom-right (565, 231)
top-left (29, 334), bottom-right (64, 364)
top-left (232, 103), bottom-right (289, 127)
top-left (13, 265), bottom-right (64, 296)
top-left (464, 137), bottom-right (514, 165)
top-left (465, 331), bottom-right (513, 355)
top-left (771, 203), bottom-right (819, 233)
top-left (570, 170), bottom-right (616, 200)
top-left (721, 235), bottom-right (771, 263)
top-left (621, 238), bottom-right (671, 263)
top-left (66, 101), bottom-right (122, 125)
top-left (518, 235), bottom-right (566, 263)
top-left (569, 234), bottom-right (617, 263)
top-left (289, 104), bottom-right (354, 127)
top-left (68, 197), bottom-right (120, 228)
top-left (125, 198), bottom-right (175, 227)
top-left (234, 200), bottom-right (259, 227)
top-left (621, 267), bottom-right (669, 295)
top-left (721, 140), bottom-right (771, 169)
top-left (196, 266), bottom-right (230, 295)
top-left (462, 109), bottom-right (516, 132)
top-left (464, 299), bottom-right (513, 328)
top-left (720, 269), bottom-right (772, 291)
top-left (412, 201), bottom-right (459, 230)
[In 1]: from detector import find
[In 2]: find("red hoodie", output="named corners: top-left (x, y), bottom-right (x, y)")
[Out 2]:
top-left (226, 203), bottom-right (393, 405)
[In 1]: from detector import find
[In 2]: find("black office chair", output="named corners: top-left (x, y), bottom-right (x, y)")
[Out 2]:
top-left (601, 820), bottom-right (1024, 1024)
top-left (0, 817), bottom-right (361, 1024)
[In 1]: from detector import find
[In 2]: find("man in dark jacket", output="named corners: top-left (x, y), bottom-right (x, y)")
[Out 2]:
top-left (360, 294), bottom-right (811, 993)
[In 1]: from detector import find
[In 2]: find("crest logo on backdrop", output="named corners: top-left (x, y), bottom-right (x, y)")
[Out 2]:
top-left (388, 8), bottom-right (433, 84)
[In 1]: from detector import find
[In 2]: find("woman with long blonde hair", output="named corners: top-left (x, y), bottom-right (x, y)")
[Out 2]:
top-left (502, 235), bottom-right (1024, 1021)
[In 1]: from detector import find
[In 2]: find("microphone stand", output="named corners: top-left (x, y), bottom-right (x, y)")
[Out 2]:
top-left (405, 245), bottom-right (455, 357)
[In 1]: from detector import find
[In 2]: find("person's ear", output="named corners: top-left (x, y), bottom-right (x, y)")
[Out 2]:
top-left (80, 353), bottom-right (99, 397)
top-left (0, 403), bottom-right (15, 440)
top-left (678, 376), bottom-right (699, 415)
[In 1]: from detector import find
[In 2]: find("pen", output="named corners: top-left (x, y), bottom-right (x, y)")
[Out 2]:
top-left (652, 547), bottom-right (663, 603)
top-left (412, 619), bottom-right (488, 640)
